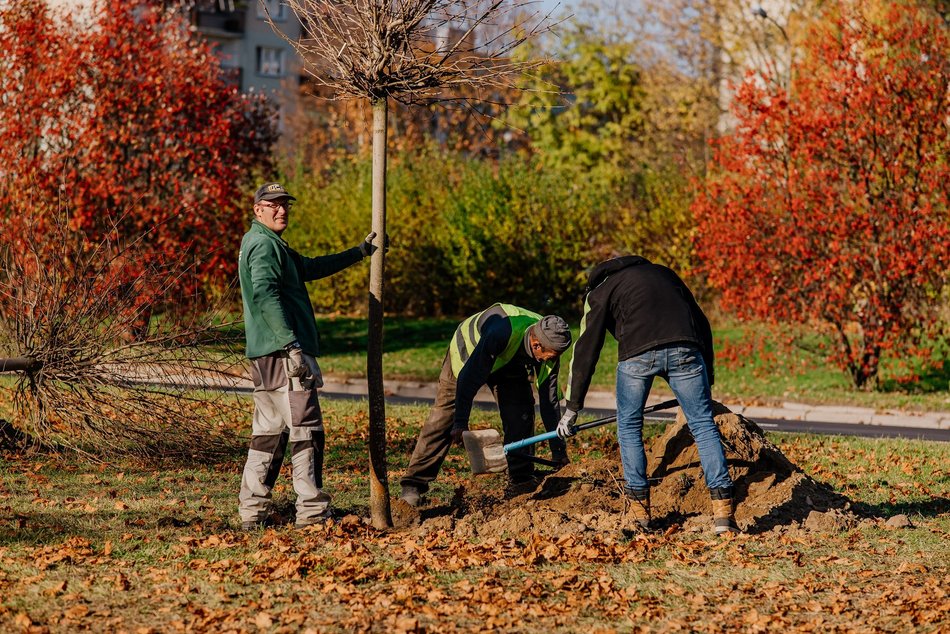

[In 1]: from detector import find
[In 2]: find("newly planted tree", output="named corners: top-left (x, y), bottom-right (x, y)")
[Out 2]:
top-left (272, 0), bottom-right (553, 528)
top-left (693, 0), bottom-right (949, 389)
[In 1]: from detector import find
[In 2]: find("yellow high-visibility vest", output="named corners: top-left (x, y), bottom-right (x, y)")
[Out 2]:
top-left (449, 303), bottom-right (555, 390)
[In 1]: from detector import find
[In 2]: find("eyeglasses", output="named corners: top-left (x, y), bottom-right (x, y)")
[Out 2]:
top-left (258, 200), bottom-right (293, 211)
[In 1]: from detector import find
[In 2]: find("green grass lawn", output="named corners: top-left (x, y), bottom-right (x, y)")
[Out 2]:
top-left (1, 398), bottom-right (947, 632)
top-left (310, 315), bottom-right (950, 413)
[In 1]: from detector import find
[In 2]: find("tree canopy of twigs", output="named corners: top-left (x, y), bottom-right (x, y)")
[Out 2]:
top-left (283, 0), bottom-right (556, 103)
top-left (0, 201), bottom-right (248, 462)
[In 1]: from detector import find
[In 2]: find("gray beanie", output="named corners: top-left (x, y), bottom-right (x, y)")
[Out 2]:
top-left (534, 315), bottom-right (572, 353)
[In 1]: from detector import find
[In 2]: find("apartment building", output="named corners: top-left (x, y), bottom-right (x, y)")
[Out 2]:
top-left (47, 0), bottom-right (304, 118)
top-left (187, 0), bottom-right (302, 109)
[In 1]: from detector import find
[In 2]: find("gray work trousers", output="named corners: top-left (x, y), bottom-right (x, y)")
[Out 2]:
top-left (238, 353), bottom-right (330, 524)
top-left (400, 353), bottom-right (564, 492)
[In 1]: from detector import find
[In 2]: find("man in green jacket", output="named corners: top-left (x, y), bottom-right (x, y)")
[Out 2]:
top-left (399, 304), bottom-right (573, 506)
top-left (238, 182), bottom-right (379, 530)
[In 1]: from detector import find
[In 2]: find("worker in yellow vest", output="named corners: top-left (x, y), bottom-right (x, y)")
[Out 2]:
top-left (399, 304), bottom-right (572, 506)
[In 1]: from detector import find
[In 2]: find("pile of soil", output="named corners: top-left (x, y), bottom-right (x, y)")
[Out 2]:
top-left (396, 402), bottom-right (858, 537)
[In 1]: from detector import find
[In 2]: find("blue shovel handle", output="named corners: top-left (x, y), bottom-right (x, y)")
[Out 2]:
top-left (505, 430), bottom-right (562, 453)
top-left (502, 398), bottom-right (679, 455)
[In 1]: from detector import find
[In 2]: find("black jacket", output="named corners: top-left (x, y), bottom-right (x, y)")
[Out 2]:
top-left (565, 256), bottom-right (714, 411)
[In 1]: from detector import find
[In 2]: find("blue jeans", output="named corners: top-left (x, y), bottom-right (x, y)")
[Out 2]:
top-left (615, 345), bottom-right (733, 491)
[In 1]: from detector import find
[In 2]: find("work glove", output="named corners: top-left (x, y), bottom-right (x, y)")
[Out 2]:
top-left (556, 409), bottom-right (578, 440)
top-left (285, 341), bottom-right (308, 378)
top-left (299, 353), bottom-right (324, 390)
top-left (286, 343), bottom-right (323, 390)
top-left (358, 231), bottom-right (390, 257)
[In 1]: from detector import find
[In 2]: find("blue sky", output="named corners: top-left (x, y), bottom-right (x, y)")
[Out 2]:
top-left (534, 0), bottom-right (577, 16)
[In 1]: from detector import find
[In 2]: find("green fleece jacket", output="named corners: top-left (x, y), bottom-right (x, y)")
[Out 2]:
top-left (239, 220), bottom-right (364, 358)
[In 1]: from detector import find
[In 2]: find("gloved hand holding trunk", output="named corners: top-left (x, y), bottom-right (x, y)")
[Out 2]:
top-left (359, 231), bottom-right (390, 257)
top-left (300, 353), bottom-right (323, 390)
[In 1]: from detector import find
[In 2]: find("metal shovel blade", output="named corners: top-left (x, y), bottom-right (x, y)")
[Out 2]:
top-left (463, 429), bottom-right (507, 475)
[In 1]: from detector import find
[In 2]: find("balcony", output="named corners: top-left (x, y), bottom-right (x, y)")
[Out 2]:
top-left (193, 9), bottom-right (245, 38)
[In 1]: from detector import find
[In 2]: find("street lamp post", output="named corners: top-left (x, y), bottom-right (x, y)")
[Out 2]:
top-left (753, 6), bottom-right (793, 93)
top-left (753, 7), bottom-right (789, 44)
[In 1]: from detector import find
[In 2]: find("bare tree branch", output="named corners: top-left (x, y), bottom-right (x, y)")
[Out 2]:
top-left (267, 0), bottom-right (559, 105)
top-left (0, 200), bottom-right (247, 462)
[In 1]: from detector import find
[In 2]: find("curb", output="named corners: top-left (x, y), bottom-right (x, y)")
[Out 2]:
top-left (156, 373), bottom-right (949, 431)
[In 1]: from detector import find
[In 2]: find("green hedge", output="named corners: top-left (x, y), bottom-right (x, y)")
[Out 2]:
top-left (282, 147), bottom-right (693, 318)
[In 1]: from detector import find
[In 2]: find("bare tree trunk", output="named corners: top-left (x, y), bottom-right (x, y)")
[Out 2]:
top-left (0, 357), bottom-right (39, 373)
top-left (367, 97), bottom-right (392, 529)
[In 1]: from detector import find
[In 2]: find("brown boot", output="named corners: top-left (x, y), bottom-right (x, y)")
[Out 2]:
top-left (622, 486), bottom-right (651, 534)
top-left (711, 488), bottom-right (739, 535)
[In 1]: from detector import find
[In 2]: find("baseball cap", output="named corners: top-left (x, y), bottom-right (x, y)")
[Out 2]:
top-left (254, 182), bottom-right (297, 203)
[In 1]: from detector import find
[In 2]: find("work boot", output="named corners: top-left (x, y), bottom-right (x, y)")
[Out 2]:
top-left (399, 485), bottom-right (422, 508)
top-left (551, 450), bottom-right (570, 470)
top-left (622, 486), bottom-right (651, 534)
top-left (711, 487), bottom-right (739, 535)
top-left (505, 474), bottom-right (541, 498)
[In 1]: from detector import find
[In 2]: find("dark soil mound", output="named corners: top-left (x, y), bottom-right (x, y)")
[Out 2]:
top-left (401, 402), bottom-right (856, 537)
top-left (645, 401), bottom-right (852, 533)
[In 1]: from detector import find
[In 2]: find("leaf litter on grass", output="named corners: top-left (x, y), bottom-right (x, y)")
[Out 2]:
top-left (2, 402), bottom-right (949, 632)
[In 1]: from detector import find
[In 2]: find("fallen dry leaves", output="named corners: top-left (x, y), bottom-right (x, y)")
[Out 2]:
top-left (7, 516), bottom-right (942, 633)
top-left (0, 424), bottom-right (948, 632)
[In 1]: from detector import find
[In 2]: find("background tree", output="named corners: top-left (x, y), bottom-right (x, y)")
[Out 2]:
top-left (692, 0), bottom-right (949, 389)
top-left (274, 0), bottom-right (552, 528)
top-left (503, 4), bottom-right (707, 273)
top-left (504, 19), bottom-right (647, 177)
top-left (0, 0), bottom-right (277, 316)
top-left (282, 78), bottom-right (521, 175)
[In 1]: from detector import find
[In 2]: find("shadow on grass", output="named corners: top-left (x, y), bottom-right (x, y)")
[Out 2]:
top-left (855, 497), bottom-right (950, 520)
top-left (0, 509), bottom-right (233, 547)
top-left (316, 316), bottom-right (457, 356)
top-left (878, 358), bottom-right (950, 394)
top-left (325, 435), bottom-right (417, 474)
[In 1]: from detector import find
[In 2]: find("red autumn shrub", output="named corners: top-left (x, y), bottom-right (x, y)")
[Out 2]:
top-left (693, 0), bottom-right (949, 389)
top-left (0, 0), bottom-right (277, 314)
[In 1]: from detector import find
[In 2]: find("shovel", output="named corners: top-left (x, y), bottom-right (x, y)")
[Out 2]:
top-left (463, 398), bottom-right (679, 475)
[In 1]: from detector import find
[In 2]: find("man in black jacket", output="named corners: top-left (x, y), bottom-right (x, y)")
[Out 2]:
top-left (557, 256), bottom-right (738, 534)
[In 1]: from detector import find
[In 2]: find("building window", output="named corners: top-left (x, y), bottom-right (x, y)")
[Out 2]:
top-left (257, 47), bottom-right (285, 77)
top-left (256, 0), bottom-right (287, 21)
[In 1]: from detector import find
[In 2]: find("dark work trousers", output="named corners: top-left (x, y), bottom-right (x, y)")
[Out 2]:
top-left (400, 353), bottom-right (541, 492)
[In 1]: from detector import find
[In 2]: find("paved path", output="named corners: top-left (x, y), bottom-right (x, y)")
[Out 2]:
top-left (312, 376), bottom-right (950, 430)
top-left (154, 372), bottom-right (950, 440)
